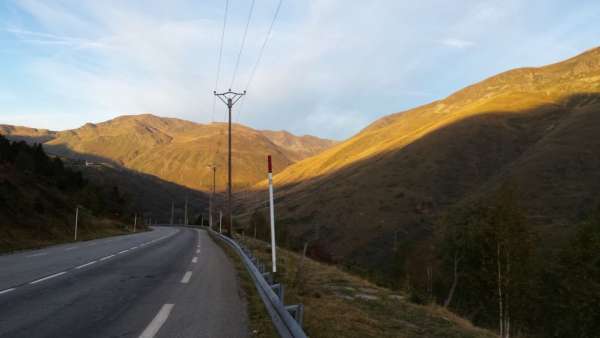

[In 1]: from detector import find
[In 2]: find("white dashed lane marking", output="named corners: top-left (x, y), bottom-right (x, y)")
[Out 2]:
top-left (30, 272), bottom-right (67, 285)
top-left (0, 228), bottom-right (180, 296)
top-left (180, 271), bottom-right (192, 284)
top-left (75, 261), bottom-right (97, 269)
top-left (139, 304), bottom-right (174, 338)
top-left (100, 254), bottom-right (115, 261)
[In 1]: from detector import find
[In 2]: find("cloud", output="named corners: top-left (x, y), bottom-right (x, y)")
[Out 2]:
top-left (1, 1), bottom-right (600, 139)
top-left (4, 27), bottom-right (111, 49)
top-left (440, 38), bottom-right (475, 48)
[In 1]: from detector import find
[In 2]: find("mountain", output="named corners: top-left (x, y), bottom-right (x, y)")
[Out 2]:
top-left (247, 47), bottom-right (600, 270)
top-left (260, 130), bottom-right (338, 162)
top-left (0, 115), bottom-right (335, 192)
top-left (0, 125), bottom-right (56, 143)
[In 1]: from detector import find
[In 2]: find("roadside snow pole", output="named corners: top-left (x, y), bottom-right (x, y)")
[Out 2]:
top-left (74, 207), bottom-right (79, 241)
top-left (268, 155), bottom-right (277, 273)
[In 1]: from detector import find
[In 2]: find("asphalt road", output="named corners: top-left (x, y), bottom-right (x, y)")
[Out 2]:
top-left (0, 226), bottom-right (248, 338)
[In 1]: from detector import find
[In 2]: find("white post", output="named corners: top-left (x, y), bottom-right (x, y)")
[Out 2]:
top-left (219, 210), bottom-right (223, 234)
top-left (133, 214), bottom-right (137, 232)
top-left (74, 207), bottom-right (79, 241)
top-left (267, 155), bottom-right (277, 273)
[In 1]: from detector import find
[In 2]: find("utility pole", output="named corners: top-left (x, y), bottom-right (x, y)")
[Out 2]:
top-left (207, 164), bottom-right (216, 230)
top-left (214, 89), bottom-right (246, 236)
top-left (170, 200), bottom-right (175, 225)
top-left (74, 206), bottom-right (79, 241)
top-left (267, 155), bottom-right (277, 273)
top-left (133, 213), bottom-right (137, 232)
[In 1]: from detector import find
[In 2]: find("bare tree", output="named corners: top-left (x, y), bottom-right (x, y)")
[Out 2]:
top-left (444, 252), bottom-right (462, 308)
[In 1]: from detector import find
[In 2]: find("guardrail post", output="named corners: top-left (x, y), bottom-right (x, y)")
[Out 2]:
top-left (271, 283), bottom-right (284, 303)
top-left (262, 272), bottom-right (273, 285)
top-left (285, 304), bottom-right (304, 327)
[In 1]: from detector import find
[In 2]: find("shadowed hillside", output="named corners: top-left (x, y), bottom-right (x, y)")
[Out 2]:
top-left (67, 160), bottom-right (207, 223)
top-left (240, 47), bottom-right (600, 335)
top-left (248, 46), bottom-right (600, 254)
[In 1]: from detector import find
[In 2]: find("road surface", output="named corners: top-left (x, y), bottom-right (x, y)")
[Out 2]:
top-left (0, 226), bottom-right (248, 338)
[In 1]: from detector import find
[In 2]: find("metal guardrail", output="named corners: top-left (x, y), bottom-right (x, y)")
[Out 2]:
top-left (210, 229), bottom-right (308, 338)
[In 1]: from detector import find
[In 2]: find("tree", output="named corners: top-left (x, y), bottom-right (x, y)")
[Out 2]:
top-left (0, 135), bottom-right (11, 163)
top-left (249, 209), bottom-right (269, 241)
top-left (15, 149), bottom-right (34, 173)
top-left (438, 185), bottom-right (536, 337)
top-left (547, 205), bottom-right (600, 337)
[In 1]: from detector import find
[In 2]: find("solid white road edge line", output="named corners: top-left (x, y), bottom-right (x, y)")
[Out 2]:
top-left (30, 271), bottom-right (67, 285)
top-left (26, 252), bottom-right (47, 258)
top-left (100, 254), bottom-right (115, 261)
top-left (139, 304), bottom-right (175, 338)
top-left (119, 249), bottom-right (129, 254)
top-left (75, 261), bottom-right (97, 269)
top-left (64, 246), bottom-right (79, 251)
top-left (180, 271), bottom-right (192, 284)
top-left (0, 288), bottom-right (15, 295)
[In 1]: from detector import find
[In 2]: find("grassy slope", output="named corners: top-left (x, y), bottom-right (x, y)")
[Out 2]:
top-left (242, 47), bottom-right (600, 269)
top-left (230, 234), bottom-right (495, 338)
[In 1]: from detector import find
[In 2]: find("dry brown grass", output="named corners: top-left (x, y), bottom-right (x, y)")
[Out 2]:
top-left (235, 235), bottom-right (496, 338)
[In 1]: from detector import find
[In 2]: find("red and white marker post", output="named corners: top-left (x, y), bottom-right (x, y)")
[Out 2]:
top-left (267, 155), bottom-right (277, 273)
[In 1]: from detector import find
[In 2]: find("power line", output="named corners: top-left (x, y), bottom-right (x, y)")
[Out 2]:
top-left (244, 0), bottom-right (283, 92)
top-left (235, 0), bottom-right (284, 123)
top-left (229, 0), bottom-right (256, 89)
top-left (211, 0), bottom-right (230, 123)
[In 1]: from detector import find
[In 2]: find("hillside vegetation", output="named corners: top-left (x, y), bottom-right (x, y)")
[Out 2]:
top-left (243, 47), bottom-right (600, 336)
top-left (220, 232), bottom-right (495, 338)
top-left (0, 135), bottom-right (137, 252)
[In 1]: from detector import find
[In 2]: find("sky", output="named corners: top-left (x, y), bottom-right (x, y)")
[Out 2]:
top-left (0, 1), bottom-right (599, 140)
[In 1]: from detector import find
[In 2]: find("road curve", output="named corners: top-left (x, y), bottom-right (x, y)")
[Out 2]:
top-left (0, 226), bottom-right (248, 338)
